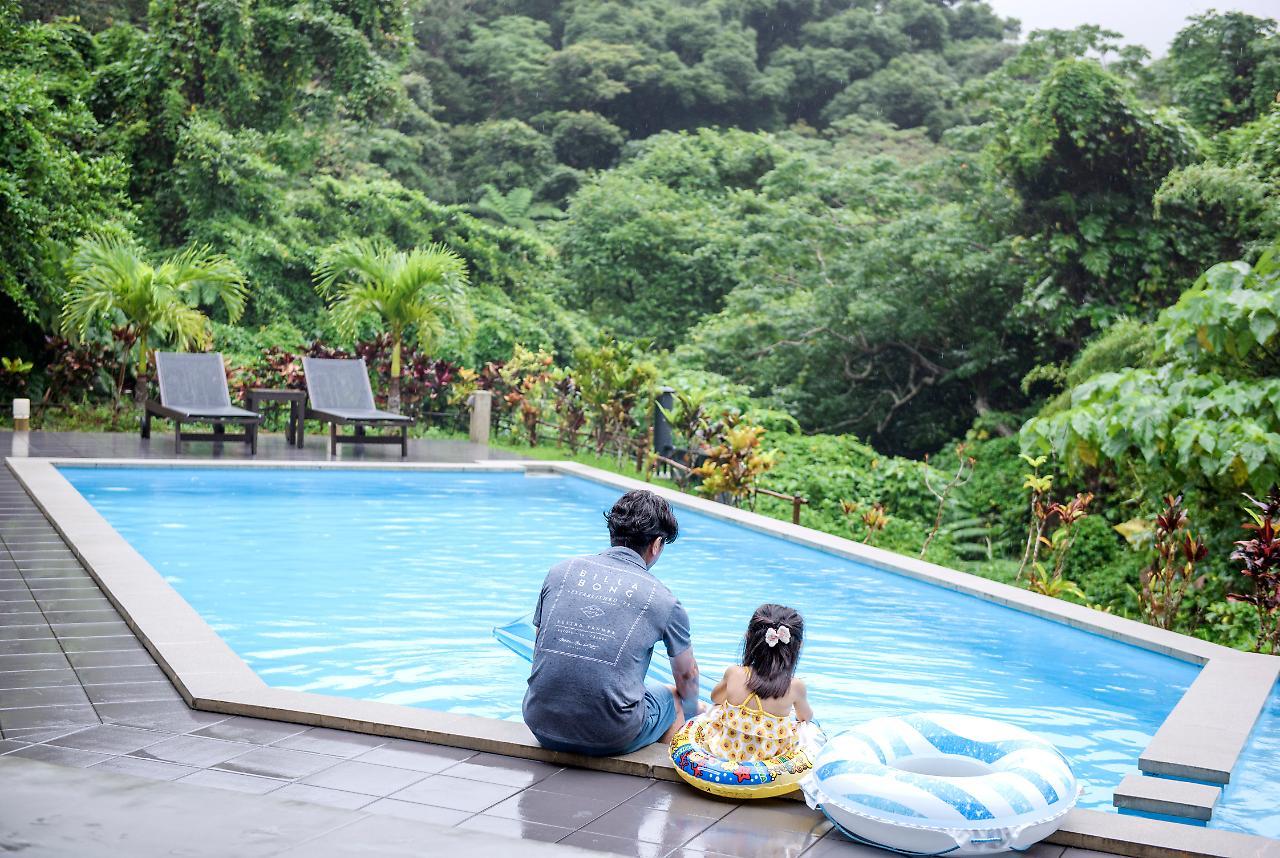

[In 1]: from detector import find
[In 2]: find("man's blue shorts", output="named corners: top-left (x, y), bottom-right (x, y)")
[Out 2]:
top-left (535, 681), bottom-right (677, 757)
top-left (619, 680), bottom-right (679, 754)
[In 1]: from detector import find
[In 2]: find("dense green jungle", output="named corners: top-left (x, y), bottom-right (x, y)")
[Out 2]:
top-left (2, 0), bottom-right (1279, 652)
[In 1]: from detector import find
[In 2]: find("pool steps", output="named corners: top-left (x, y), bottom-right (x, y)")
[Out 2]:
top-left (1113, 773), bottom-right (1219, 822)
top-left (1138, 655), bottom-right (1279, 784)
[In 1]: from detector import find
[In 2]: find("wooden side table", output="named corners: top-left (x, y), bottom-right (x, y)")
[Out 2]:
top-left (245, 388), bottom-right (307, 448)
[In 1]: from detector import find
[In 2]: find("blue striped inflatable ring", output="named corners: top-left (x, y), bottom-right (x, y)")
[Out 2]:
top-left (800, 713), bottom-right (1079, 856)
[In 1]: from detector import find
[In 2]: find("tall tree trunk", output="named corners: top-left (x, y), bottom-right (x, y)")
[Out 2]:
top-left (113, 359), bottom-right (127, 415)
top-left (133, 333), bottom-right (149, 405)
top-left (973, 393), bottom-right (1015, 437)
top-left (388, 332), bottom-right (402, 414)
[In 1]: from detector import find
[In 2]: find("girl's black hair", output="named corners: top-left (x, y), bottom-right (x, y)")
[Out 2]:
top-left (742, 603), bottom-right (804, 700)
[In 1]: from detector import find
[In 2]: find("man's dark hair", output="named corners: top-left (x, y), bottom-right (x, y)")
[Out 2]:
top-left (604, 490), bottom-right (679, 555)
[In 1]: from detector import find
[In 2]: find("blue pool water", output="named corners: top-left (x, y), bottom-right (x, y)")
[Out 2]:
top-left (1212, 683), bottom-right (1280, 838)
top-left (64, 466), bottom-right (1200, 814)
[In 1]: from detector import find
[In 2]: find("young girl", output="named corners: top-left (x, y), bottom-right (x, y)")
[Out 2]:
top-left (705, 603), bottom-right (813, 762)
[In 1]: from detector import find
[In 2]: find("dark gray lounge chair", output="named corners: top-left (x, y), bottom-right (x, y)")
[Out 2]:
top-left (302, 357), bottom-right (410, 457)
top-left (141, 352), bottom-right (261, 454)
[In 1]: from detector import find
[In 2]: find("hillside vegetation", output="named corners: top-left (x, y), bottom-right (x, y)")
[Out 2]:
top-left (3, 0), bottom-right (1279, 651)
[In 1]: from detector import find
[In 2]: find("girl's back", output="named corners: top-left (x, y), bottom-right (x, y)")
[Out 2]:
top-left (700, 604), bottom-right (813, 762)
top-left (716, 664), bottom-right (804, 718)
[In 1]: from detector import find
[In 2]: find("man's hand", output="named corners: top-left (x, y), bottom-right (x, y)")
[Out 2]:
top-left (670, 648), bottom-right (700, 720)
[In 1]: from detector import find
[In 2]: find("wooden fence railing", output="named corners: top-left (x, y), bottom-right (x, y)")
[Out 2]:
top-left (491, 406), bottom-right (810, 525)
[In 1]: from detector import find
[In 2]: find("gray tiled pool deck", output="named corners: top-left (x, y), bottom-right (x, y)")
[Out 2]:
top-left (0, 430), bottom-right (1241, 857)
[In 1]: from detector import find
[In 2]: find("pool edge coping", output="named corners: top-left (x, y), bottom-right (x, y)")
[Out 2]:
top-left (6, 455), bottom-right (1279, 856)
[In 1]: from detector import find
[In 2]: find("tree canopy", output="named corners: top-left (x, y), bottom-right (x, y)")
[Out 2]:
top-left (1024, 244), bottom-right (1280, 503)
top-left (8, 0), bottom-right (1279, 451)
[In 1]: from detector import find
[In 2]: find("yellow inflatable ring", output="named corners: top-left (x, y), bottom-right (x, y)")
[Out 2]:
top-left (669, 715), bottom-right (825, 799)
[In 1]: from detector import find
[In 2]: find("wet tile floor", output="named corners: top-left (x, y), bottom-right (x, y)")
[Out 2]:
top-left (0, 431), bottom-right (1099, 857)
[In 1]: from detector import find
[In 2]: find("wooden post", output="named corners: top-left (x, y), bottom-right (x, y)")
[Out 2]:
top-left (469, 390), bottom-right (492, 445)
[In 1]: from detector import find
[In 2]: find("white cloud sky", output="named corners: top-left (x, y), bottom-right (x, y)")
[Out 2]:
top-left (983, 0), bottom-right (1280, 57)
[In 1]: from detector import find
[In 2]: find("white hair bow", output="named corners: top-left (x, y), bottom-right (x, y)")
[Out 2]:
top-left (765, 625), bottom-right (791, 647)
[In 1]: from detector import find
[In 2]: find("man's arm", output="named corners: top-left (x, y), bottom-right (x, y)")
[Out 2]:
top-left (670, 647), bottom-right (700, 718)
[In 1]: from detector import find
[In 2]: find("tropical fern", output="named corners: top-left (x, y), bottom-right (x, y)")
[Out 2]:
top-left (469, 184), bottom-right (565, 230)
top-left (939, 515), bottom-right (994, 560)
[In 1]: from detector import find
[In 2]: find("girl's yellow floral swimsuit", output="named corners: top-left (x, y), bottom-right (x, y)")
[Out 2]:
top-left (704, 667), bottom-right (800, 762)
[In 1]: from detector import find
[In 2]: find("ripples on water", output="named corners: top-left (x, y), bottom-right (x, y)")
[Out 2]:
top-left (67, 466), bottom-right (1202, 813)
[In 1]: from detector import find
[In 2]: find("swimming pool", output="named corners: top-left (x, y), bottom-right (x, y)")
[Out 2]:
top-left (61, 465), bottom-right (1204, 813)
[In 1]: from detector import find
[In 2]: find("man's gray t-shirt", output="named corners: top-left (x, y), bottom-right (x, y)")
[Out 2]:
top-left (522, 546), bottom-right (691, 752)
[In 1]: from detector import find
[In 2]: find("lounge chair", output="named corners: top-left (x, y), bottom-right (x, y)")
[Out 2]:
top-left (141, 352), bottom-right (261, 454)
top-left (302, 357), bottom-right (411, 457)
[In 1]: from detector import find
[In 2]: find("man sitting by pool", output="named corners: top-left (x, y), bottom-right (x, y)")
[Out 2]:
top-left (523, 489), bottom-right (701, 756)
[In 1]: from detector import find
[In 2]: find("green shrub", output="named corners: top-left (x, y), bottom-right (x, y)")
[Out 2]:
top-left (1033, 318), bottom-right (1157, 418)
top-left (741, 408), bottom-right (801, 435)
top-left (1195, 599), bottom-right (1260, 649)
top-left (467, 288), bottom-right (591, 365)
top-left (955, 435), bottom-right (1027, 555)
top-left (212, 320), bottom-right (307, 367)
top-left (761, 434), bottom-right (936, 539)
top-left (1059, 515), bottom-right (1131, 605)
top-left (1061, 514), bottom-right (1122, 579)
top-left (1082, 556), bottom-right (1142, 615)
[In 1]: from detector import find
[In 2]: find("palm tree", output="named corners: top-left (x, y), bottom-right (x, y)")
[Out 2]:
top-left (60, 233), bottom-right (247, 403)
top-left (469, 185), bottom-right (565, 231)
top-left (313, 240), bottom-right (471, 413)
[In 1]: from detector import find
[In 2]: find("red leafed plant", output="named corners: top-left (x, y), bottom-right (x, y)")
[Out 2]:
top-left (42, 336), bottom-right (109, 404)
top-left (1229, 488), bottom-right (1280, 654)
top-left (553, 375), bottom-right (586, 452)
top-left (231, 338), bottom-right (458, 423)
top-left (230, 346), bottom-right (306, 398)
top-left (1138, 495), bottom-right (1208, 631)
top-left (354, 338), bottom-right (457, 419)
top-left (1026, 492), bottom-right (1093, 600)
